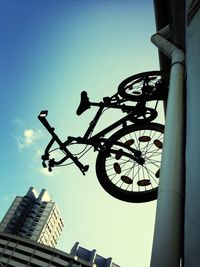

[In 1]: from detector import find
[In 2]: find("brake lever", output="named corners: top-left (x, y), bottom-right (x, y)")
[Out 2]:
top-left (41, 154), bottom-right (49, 168)
top-left (48, 158), bottom-right (55, 172)
top-left (42, 161), bottom-right (47, 168)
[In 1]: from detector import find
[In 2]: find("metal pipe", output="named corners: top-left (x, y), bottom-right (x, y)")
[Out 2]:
top-left (150, 26), bottom-right (185, 267)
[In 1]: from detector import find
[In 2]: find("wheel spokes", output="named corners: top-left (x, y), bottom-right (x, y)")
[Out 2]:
top-left (104, 126), bottom-right (163, 194)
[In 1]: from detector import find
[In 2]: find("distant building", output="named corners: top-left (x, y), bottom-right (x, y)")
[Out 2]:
top-left (0, 187), bottom-right (64, 247)
top-left (0, 232), bottom-right (94, 267)
top-left (71, 242), bottom-right (120, 267)
top-left (0, 188), bottom-right (120, 267)
top-left (0, 233), bottom-right (120, 267)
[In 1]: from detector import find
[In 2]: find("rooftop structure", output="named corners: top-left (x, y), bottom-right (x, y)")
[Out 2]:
top-left (0, 187), bottom-right (64, 248)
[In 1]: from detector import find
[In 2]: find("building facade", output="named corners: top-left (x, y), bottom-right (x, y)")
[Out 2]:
top-left (0, 188), bottom-right (120, 267)
top-left (70, 242), bottom-right (120, 267)
top-left (0, 233), bottom-right (120, 267)
top-left (0, 232), bottom-right (94, 267)
top-left (0, 187), bottom-right (64, 248)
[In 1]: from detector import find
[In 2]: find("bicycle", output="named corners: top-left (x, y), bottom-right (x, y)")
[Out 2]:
top-left (38, 71), bottom-right (168, 203)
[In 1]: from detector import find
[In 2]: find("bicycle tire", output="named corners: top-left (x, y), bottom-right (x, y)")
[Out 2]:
top-left (96, 123), bottom-right (164, 203)
top-left (118, 71), bottom-right (169, 102)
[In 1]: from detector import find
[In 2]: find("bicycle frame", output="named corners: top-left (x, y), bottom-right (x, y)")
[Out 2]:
top-left (38, 97), bottom-right (152, 174)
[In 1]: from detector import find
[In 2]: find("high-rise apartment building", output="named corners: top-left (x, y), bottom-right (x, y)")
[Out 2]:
top-left (0, 187), bottom-right (120, 267)
top-left (0, 187), bottom-right (64, 248)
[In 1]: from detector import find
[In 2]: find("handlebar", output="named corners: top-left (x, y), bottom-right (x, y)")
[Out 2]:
top-left (38, 110), bottom-right (89, 175)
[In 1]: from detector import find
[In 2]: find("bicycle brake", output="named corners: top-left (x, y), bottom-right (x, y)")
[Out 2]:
top-left (41, 154), bottom-right (49, 168)
top-left (48, 158), bottom-right (55, 172)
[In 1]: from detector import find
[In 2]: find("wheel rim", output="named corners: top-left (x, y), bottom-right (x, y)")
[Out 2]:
top-left (96, 123), bottom-right (164, 202)
top-left (118, 71), bottom-right (169, 101)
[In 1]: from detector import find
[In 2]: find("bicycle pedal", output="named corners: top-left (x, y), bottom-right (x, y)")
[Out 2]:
top-left (83, 165), bottom-right (89, 172)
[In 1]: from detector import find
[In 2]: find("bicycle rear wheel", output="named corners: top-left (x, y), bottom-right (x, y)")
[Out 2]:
top-left (96, 123), bottom-right (164, 203)
top-left (118, 71), bottom-right (169, 101)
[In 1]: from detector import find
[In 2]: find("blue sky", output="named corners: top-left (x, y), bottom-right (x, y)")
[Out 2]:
top-left (0, 1), bottom-right (163, 266)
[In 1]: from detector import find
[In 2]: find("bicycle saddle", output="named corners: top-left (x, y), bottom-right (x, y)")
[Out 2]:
top-left (76, 91), bottom-right (91, 115)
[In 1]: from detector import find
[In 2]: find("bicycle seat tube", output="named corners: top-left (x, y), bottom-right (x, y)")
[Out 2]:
top-left (83, 106), bottom-right (104, 139)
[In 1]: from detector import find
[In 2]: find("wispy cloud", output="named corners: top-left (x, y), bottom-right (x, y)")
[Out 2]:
top-left (15, 129), bottom-right (44, 150)
top-left (12, 118), bottom-right (56, 176)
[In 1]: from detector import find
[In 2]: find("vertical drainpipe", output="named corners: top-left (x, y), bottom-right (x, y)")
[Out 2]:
top-left (150, 26), bottom-right (185, 267)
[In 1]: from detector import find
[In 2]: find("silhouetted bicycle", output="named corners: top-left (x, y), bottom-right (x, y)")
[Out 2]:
top-left (38, 71), bottom-right (168, 203)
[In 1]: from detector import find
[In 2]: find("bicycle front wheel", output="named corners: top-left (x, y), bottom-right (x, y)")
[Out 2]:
top-left (118, 71), bottom-right (169, 101)
top-left (96, 123), bottom-right (164, 203)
